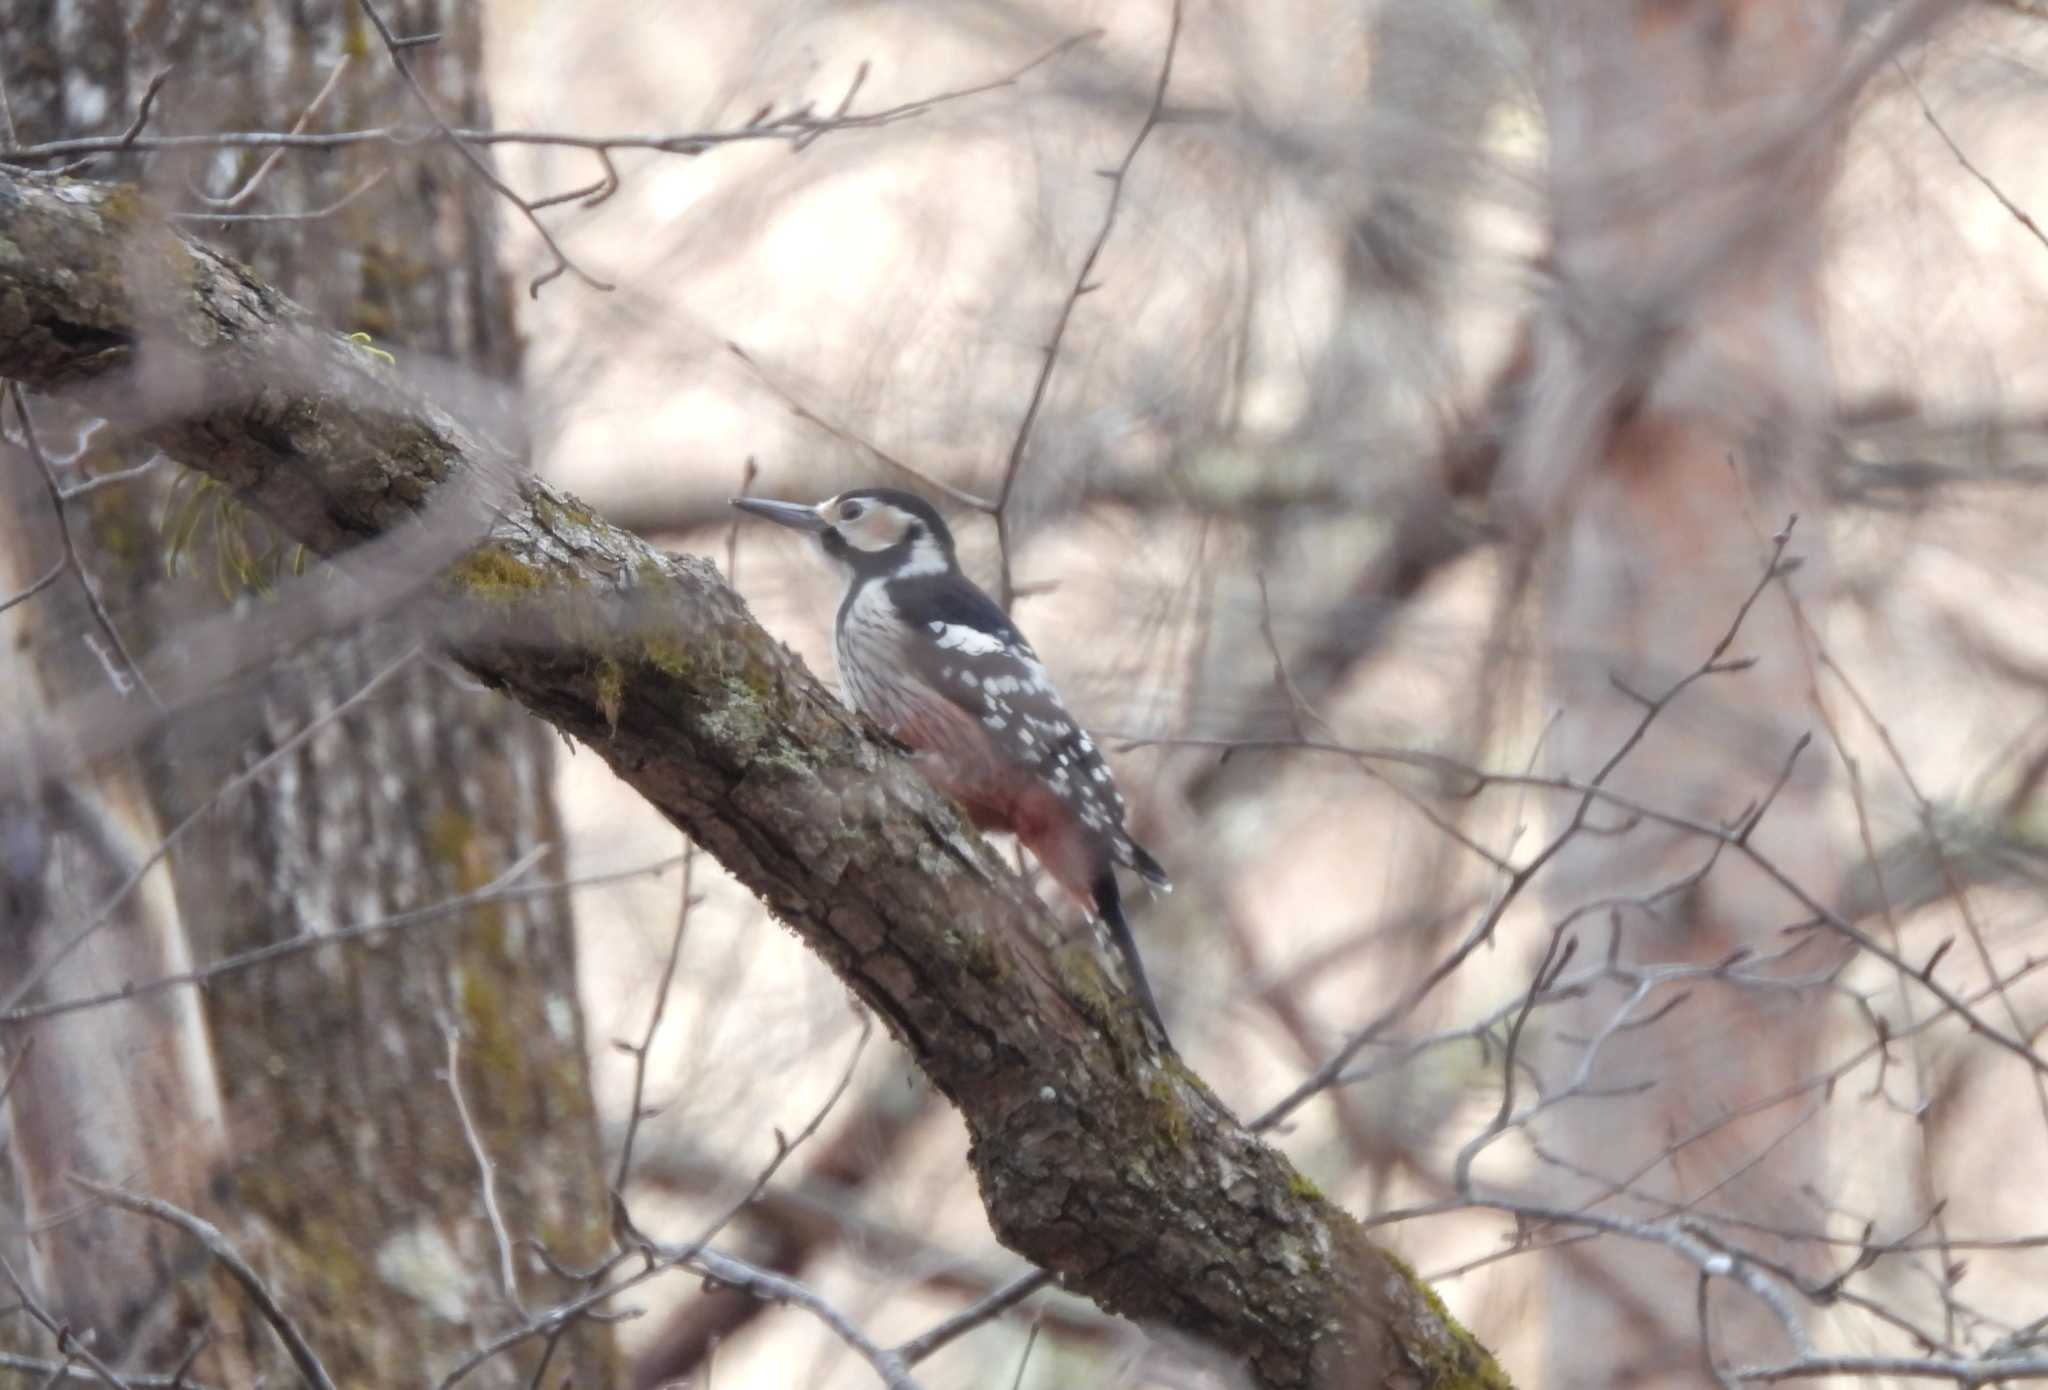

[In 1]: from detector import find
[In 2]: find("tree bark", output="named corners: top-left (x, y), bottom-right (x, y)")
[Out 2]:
top-left (0, 166), bottom-right (1508, 1390)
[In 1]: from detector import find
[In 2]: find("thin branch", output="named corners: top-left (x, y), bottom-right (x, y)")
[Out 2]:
top-left (1172, 725), bottom-right (2048, 1089)
top-left (1700, 1270), bottom-right (1741, 1390)
top-left (55, 68), bottom-right (171, 177)
top-left (724, 343), bottom-right (994, 510)
top-left (8, 381), bottom-right (162, 708)
top-left (442, 1234), bottom-right (934, 1390)
top-left (187, 57), bottom-right (353, 210)
top-left (1897, 61), bottom-right (2048, 258)
top-left (0, 1354), bottom-right (198, 1390)
top-left (0, 559), bottom-right (64, 616)
top-left (993, 0), bottom-right (1183, 608)
top-left (1452, 922), bottom-right (1578, 1193)
top-left (0, 640), bottom-right (426, 1015)
top-left (0, 1036), bottom-right (32, 1109)
top-left (351, 0), bottom-right (608, 297)
top-left (683, 1246), bottom-right (923, 1390)
top-left (442, 1016), bottom-right (525, 1314)
top-left (895, 1268), bottom-right (1052, 1365)
top-left (662, 1016), bottom-right (876, 1267)
top-left (1732, 1352), bottom-right (2048, 1383)
top-left (612, 846), bottom-right (696, 1193)
top-left (172, 169), bottom-right (390, 225)
top-left (436, 1268), bottom-right (654, 1389)
top-left (0, 1252), bottom-right (136, 1390)
top-left (1006, 1321), bottom-right (1043, 1390)
top-left (1, 33), bottom-right (1098, 167)
top-left (57, 452), bottom-right (164, 500)
top-left (0, 847), bottom-right (690, 1026)
top-left (1247, 522), bottom-right (1838, 1132)
top-left (69, 1177), bottom-right (338, 1390)
top-left (447, 1022), bottom-right (875, 1387)
top-left (1255, 570), bottom-right (1515, 874)
top-left (163, 1335), bottom-right (208, 1390)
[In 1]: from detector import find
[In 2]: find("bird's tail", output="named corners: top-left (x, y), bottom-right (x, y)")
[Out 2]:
top-left (1122, 838), bottom-right (1172, 893)
top-left (1092, 870), bottom-right (1171, 1050)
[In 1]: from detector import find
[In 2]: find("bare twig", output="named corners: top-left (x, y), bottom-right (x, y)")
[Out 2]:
top-left (0, 1353), bottom-right (210, 1390)
top-left (993, 0), bottom-right (1183, 608)
top-left (0, 1254), bottom-right (134, 1390)
top-left (0, 1036), bottom-right (32, 1109)
top-left (612, 847), bottom-right (696, 1193)
top-left (1452, 922), bottom-right (1579, 1193)
top-left (453, 1019), bottom-right (876, 1386)
top-left (664, 1016), bottom-right (876, 1266)
top-left (0, 559), bottom-right (64, 616)
top-left (1007, 1320), bottom-right (1044, 1390)
top-left (723, 343), bottom-right (994, 510)
top-left (1255, 571), bottom-right (1515, 874)
top-left (0, 847), bottom-right (691, 1026)
top-left (57, 453), bottom-right (164, 501)
top-left (55, 68), bottom-right (171, 176)
top-left (351, 0), bottom-right (608, 297)
top-left (69, 1177), bottom-right (338, 1390)
top-left (437, 1273), bottom-right (652, 1388)
top-left (443, 1232), bottom-right (936, 1390)
top-left (173, 169), bottom-right (390, 225)
top-left (164, 1335), bottom-right (208, 1390)
top-left (895, 1268), bottom-right (1052, 1365)
top-left (3, 33), bottom-right (1098, 167)
top-left (442, 1016), bottom-right (525, 1314)
top-left (8, 381), bottom-right (162, 708)
top-left (187, 57), bottom-right (353, 210)
top-left (1235, 519), bottom-right (1985, 1138)
top-left (0, 640), bottom-right (425, 1014)
top-left (683, 1246), bottom-right (923, 1390)
top-left (1732, 1351), bottom-right (2048, 1383)
top-left (1897, 61), bottom-right (2048, 258)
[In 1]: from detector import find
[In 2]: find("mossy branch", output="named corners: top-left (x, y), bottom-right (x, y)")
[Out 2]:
top-left (0, 167), bottom-right (1508, 1390)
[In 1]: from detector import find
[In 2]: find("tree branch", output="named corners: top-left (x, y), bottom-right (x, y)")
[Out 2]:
top-left (0, 168), bottom-right (1507, 1390)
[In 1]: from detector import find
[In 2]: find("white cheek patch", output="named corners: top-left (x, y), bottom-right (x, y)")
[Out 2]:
top-left (839, 509), bottom-right (904, 552)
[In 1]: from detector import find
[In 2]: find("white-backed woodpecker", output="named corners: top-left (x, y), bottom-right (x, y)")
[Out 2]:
top-left (732, 487), bottom-right (1172, 1042)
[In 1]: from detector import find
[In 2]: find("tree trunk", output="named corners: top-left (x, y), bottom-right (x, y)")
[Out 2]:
top-left (0, 4), bottom-right (614, 1385)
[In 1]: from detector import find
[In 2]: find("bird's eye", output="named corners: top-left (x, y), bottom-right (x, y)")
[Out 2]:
top-left (839, 501), bottom-right (866, 522)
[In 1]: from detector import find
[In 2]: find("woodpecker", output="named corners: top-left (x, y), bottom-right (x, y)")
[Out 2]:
top-left (732, 487), bottom-right (1172, 1042)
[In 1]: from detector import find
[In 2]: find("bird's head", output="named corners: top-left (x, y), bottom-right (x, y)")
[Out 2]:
top-left (731, 487), bottom-right (957, 580)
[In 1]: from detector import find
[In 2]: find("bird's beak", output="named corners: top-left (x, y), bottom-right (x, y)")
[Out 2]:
top-left (730, 496), bottom-right (829, 533)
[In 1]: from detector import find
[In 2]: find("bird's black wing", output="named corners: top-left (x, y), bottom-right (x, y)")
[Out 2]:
top-left (885, 570), bottom-right (1132, 839)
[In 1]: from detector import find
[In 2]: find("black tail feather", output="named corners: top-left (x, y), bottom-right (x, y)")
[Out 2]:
top-left (1092, 870), bottom-right (1171, 1049)
top-left (1125, 840), bottom-right (1171, 892)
